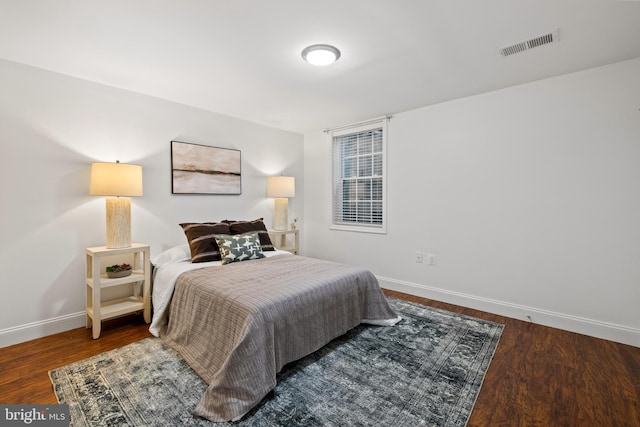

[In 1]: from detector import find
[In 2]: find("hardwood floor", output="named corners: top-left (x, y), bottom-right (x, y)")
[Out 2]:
top-left (1, 291), bottom-right (639, 426)
top-left (383, 290), bottom-right (640, 427)
top-left (0, 315), bottom-right (152, 405)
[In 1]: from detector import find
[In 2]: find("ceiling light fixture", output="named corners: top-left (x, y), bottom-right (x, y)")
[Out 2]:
top-left (301, 44), bottom-right (341, 66)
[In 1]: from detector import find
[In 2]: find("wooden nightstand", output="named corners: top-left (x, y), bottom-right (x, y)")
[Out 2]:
top-left (85, 243), bottom-right (151, 339)
top-left (268, 229), bottom-right (299, 255)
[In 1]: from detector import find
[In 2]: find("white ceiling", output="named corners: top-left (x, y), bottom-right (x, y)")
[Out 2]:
top-left (1, 0), bottom-right (640, 134)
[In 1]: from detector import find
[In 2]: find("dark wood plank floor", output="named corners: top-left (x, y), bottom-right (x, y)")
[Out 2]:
top-left (1, 290), bottom-right (639, 426)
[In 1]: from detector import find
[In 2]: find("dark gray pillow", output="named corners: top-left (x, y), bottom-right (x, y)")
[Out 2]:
top-left (214, 232), bottom-right (266, 265)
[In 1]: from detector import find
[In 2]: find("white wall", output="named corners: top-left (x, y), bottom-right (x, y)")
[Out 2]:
top-left (0, 59), bottom-right (303, 347)
top-left (304, 58), bottom-right (640, 347)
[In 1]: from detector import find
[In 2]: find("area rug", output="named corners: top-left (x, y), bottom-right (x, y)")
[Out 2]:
top-left (49, 298), bottom-right (503, 426)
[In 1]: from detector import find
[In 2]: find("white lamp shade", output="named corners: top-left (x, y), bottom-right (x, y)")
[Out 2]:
top-left (90, 162), bottom-right (143, 197)
top-left (266, 176), bottom-right (295, 198)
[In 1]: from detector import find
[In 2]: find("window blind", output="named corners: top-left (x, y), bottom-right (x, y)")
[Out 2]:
top-left (331, 120), bottom-right (386, 232)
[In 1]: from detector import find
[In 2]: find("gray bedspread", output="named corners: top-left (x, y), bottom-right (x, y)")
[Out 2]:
top-left (161, 254), bottom-right (398, 422)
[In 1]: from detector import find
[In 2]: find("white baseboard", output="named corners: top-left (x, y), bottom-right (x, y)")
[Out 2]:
top-left (2, 281), bottom-right (638, 349)
top-left (0, 311), bottom-right (86, 348)
top-left (378, 276), bottom-right (640, 348)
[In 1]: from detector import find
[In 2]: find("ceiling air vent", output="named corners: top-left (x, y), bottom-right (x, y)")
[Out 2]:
top-left (500, 29), bottom-right (559, 57)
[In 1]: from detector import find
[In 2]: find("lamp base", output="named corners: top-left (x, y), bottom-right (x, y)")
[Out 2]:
top-left (105, 197), bottom-right (132, 249)
top-left (273, 198), bottom-right (289, 231)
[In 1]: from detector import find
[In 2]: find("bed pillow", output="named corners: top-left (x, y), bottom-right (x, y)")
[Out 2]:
top-left (180, 222), bottom-right (230, 263)
top-left (214, 232), bottom-right (266, 265)
top-left (151, 244), bottom-right (191, 267)
top-left (226, 218), bottom-right (275, 251)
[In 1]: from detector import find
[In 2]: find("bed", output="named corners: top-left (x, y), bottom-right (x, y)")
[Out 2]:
top-left (150, 224), bottom-right (400, 422)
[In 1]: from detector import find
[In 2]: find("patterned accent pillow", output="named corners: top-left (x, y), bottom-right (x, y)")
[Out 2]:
top-left (214, 232), bottom-right (266, 265)
top-left (226, 218), bottom-right (275, 251)
top-left (179, 222), bottom-right (230, 263)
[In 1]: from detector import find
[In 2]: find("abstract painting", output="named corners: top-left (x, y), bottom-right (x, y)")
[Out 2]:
top-left (171, 141), bottom-right (241, 194)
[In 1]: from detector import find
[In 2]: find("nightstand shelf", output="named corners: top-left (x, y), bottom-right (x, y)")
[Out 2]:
top-left (86, 296), bottom-right (144, 321)
top-left (85, 243), bottom-right (150, 339)
top-left (86, 271), bottom-right (146, 289)
top-left (268, 229), bottom-right (299, 255)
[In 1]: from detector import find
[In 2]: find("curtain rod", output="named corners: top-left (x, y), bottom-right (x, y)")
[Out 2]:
top-left (323, 115), bottom-right (392, 134)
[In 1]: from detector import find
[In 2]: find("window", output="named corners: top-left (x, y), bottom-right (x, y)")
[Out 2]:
top-left (331, 119), bottom-right (387, 233)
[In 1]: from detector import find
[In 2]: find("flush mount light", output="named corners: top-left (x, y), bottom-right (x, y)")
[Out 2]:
top-left (301, 44), bottom-right (341, 66)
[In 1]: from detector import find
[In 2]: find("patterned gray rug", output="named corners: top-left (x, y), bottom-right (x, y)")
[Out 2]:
top-left (49, 298), bottom-right (503, 426)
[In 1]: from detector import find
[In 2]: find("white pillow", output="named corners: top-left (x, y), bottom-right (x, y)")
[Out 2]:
top-left (151, 244), bottom-right (191, 267)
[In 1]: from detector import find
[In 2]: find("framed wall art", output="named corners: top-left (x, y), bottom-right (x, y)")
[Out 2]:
top-left (171, 141), bottom-right (241, 194)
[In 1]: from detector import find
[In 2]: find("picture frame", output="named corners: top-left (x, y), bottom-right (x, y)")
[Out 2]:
top-left (171, 141), bottom-right (241, 195)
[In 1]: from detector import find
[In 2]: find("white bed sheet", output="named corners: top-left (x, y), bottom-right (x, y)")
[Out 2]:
top-left (149, 249), bottom-right (293, 336)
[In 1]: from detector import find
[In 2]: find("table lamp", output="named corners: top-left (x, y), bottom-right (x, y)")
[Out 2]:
top-left (90, 161), bottom-right (143, 248)
top-left (267, 176), bottom-right (295, 231)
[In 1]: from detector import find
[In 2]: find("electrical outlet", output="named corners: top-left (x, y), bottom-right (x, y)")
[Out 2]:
top-left (427, 254), bottom-right (436, 266)
top-left (415, 251), bottom-right (423, 263)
